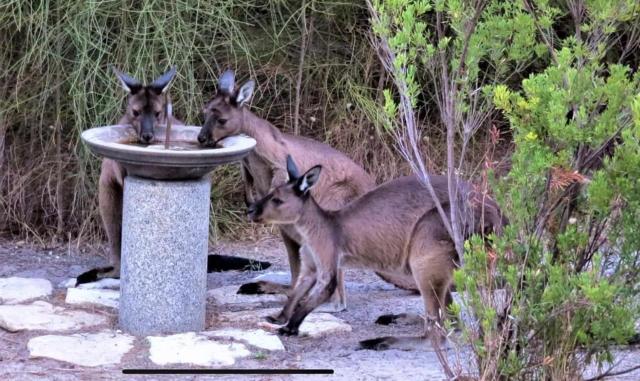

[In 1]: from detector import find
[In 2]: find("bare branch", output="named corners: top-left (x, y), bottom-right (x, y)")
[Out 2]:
top-left (293, 0), bottom-right (314, 135)
top-left (367, 0), bottom-right (456, 244)
top-left (585, 363), bottom-right (640, 381)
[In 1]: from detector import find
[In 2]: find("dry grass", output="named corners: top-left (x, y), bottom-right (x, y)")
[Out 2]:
top-left (0, 1), bottom-right (500, 246)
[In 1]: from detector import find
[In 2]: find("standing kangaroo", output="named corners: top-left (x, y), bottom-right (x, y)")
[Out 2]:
top-left (248, 156), bottom-right (504, 350)
top-left (197, 70), bottom-right (418, 309)
top-left (74, 67), bottom-right (182, 285)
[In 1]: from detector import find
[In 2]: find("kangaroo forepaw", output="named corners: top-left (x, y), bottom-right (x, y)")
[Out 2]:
top-left (277, 326), bottom-right (299, 336)
top-left (75, 266), bottom-right (116, 286)
top-left (359, 337), bottom-right (395, 351)
top-left (237, 282), bottom-right (265, 295)
top-left (265, 314), bottom-right (287, 325)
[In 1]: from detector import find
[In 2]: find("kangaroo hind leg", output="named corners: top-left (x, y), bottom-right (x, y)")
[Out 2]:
top-left (237, 229), bottom-right (299, 295)
top-left (76, 160), bottom-right (123, 286)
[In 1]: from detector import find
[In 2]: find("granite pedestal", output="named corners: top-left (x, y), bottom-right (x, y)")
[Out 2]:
top-left (119, 175), bottom-right (210, 336)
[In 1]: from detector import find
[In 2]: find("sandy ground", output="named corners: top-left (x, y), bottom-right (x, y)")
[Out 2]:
top-left (0, 236), bottom-right (638, 381)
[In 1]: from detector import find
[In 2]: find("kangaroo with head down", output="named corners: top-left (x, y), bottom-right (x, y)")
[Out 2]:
top-left (248, 156), bottom-right (504, 350)
top-left (75, 66), bottom-right (181, 285)
top-left (197, 70), bottom-right (420, 309)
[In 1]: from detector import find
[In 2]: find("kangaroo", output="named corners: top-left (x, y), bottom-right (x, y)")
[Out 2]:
top-left (74, 67), bottom-right (182, 285)
top-left (247, 156), bottom-right (504, 350)
top-left (75, 67), bottom-right (270, 286)
top-left (197, 70), bottom-right (419, 309)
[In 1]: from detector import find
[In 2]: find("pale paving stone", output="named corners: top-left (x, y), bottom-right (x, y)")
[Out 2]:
top-left (0, 301), bottom-right (107, 332)
top-left (205, 328), bottom-right (285, 351)
top-left (60, 278), bottom-right (121, 289)
top-left (297, 313), bottom-right (352, 338)
top-left (250, 272), bottom-right (397, 292)
top-left (78, 278), bottom-right (121, 289)
top-left (216, 308), bottom-right (281, 324)
top-left (251, 271), bottom-right (290, 284)
top-left (219, 308), bottom-right (352, 338)
top-left (28, 330), bottom-right (134, 367)
top-left (65, 287), bottom-right (119, 309)
top-left (208, 285), bottom-right (286, 306)
top-left (0, 277), bottom-right (52, 304)
top-left (225, 274), bottom-right (344, 312)
top-left (147, 332), bottom-right (251, 366)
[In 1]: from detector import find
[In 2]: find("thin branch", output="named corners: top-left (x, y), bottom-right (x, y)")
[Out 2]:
top-left (585, 363), bottom-right (640, 381)
top-left (367, 0), bottom-right (456, 245)
top-left (293, 0), bottom-right (314, 135)
top-left (522, 0), bottom-right (559, 64)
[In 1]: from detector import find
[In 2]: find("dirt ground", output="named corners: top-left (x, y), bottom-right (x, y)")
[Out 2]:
top-left (0, 236), bottom-right (638, 381)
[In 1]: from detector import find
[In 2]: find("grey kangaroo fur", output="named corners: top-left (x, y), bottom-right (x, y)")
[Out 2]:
top-left (248, 156), bottom-right (505, 350)
top-left (75, 66), bottom-right (181, 285)
top-left (197, 70), bottom-right (419, 309)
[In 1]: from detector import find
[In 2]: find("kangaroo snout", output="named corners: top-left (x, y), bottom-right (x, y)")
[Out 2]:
top-left (141, 131), bottom-right (154, 143)
top-left (246, 203), bottom-right (262, 222)
top-left (197, 133), bottom-right (208, 144)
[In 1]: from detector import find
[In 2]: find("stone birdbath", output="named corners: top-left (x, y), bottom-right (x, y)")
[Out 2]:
top-left (81, 124), bottom-right (255, 336)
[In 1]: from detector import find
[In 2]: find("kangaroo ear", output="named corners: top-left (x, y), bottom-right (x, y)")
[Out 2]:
top-left (286, 155), bottom-right (300, 181)
top-left (296, 165), bottom-right (322, 195)
top-left (218, 70), bottom-right (235, 95)
top-left (112, 66), bottom-right (142, 94)
top-left (150, 66), bottom-right (177, 94)
top-left (235, 80), bottom-right (255, 106)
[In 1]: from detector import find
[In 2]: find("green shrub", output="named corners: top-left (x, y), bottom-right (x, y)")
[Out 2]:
top-left (369, 0), bottom-right (640, 379)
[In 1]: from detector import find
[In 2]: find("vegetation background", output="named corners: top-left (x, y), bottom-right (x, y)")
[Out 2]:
top-left (0, 0), bottom-right (505, 245)
top-left (2, 1), bottom-right (640, 379)
top-left (0, 0), bottom-right (395, 243)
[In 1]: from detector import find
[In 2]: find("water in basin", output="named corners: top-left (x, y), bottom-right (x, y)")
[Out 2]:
top-left (118, 138), bottom-right (208, 151)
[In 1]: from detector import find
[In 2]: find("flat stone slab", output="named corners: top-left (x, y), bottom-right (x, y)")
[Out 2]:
top-left (28, 330), bottom-right (134, 367)
top-left (208, 285), bottom-right (286, 306)
top-left (60, 278), bottom-right (121, 289)
top-left (250, 272), bottom-right (397, 292)
top-left (219, 308), bottom-right (352, 338)
top-left (66, 288), bottom-right (119, 309)
top-left (0, 277), bottom-right (52, 304)
top-left (147, 332), bottom-right (250, 366)
top-left (251, 271), bottom-right (291, 285)
top-left (205, 328), bottom-right (284, 351)
top-left (212, 281), bottom-right (342, 312)
top-left (296, 313), bottom-right (352, 338)
top-left (0, 301), bottom-right (107, 332)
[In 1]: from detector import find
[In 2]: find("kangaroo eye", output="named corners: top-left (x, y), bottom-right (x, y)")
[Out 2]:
top-left (155, 112), bottom-right (161, 118)
top-left (272, 198), bottom-right (283, 206)
top-left (218, 118), bottom-right (227, 125)
top-left (132, 110), bottom-right (140, 117)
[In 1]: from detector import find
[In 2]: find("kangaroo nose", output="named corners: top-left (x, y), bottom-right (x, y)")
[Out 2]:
top-left (141, 132), bottom-right (153, 142)
top-left (247, 204), bottom-right (256, 216)
top-left (197, 134), bottom-right (207, 144)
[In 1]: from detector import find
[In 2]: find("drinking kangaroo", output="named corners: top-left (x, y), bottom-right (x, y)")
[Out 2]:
top-left (74, 66), bottom-right (181, 285)
top-left (248, 156), bottom-right (505, 350)
top-left (196, 70), bottom-right (416, 309)
top-left (76, 67), bottom-right (267, 285)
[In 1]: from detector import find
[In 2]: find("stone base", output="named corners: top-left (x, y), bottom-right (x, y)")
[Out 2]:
top-left (119, 176), bottom-right (210, 336)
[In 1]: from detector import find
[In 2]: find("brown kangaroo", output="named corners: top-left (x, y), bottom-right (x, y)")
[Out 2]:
top-left (197, 70), bottom-right (419, 309)
top-left (74, 67), bottom-right (182, 285)
top-left (247, 156), bottom-right (505, 350)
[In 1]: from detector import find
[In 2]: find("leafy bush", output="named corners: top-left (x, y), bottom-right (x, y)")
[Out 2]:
top-left (369, 0), bottom-right (640, 379)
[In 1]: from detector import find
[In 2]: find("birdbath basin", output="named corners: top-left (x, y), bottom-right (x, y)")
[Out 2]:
top-left (81, 124), bottom-right (255, 180)
top-left (81, 124), bottom-right (255, 336)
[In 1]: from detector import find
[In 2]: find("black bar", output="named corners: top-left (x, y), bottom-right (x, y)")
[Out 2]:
top-left (122, 369), bottom-right (334, 375)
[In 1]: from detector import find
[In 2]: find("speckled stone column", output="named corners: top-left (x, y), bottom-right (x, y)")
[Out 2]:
top-left (119, 175), bottom-right (210, 336)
